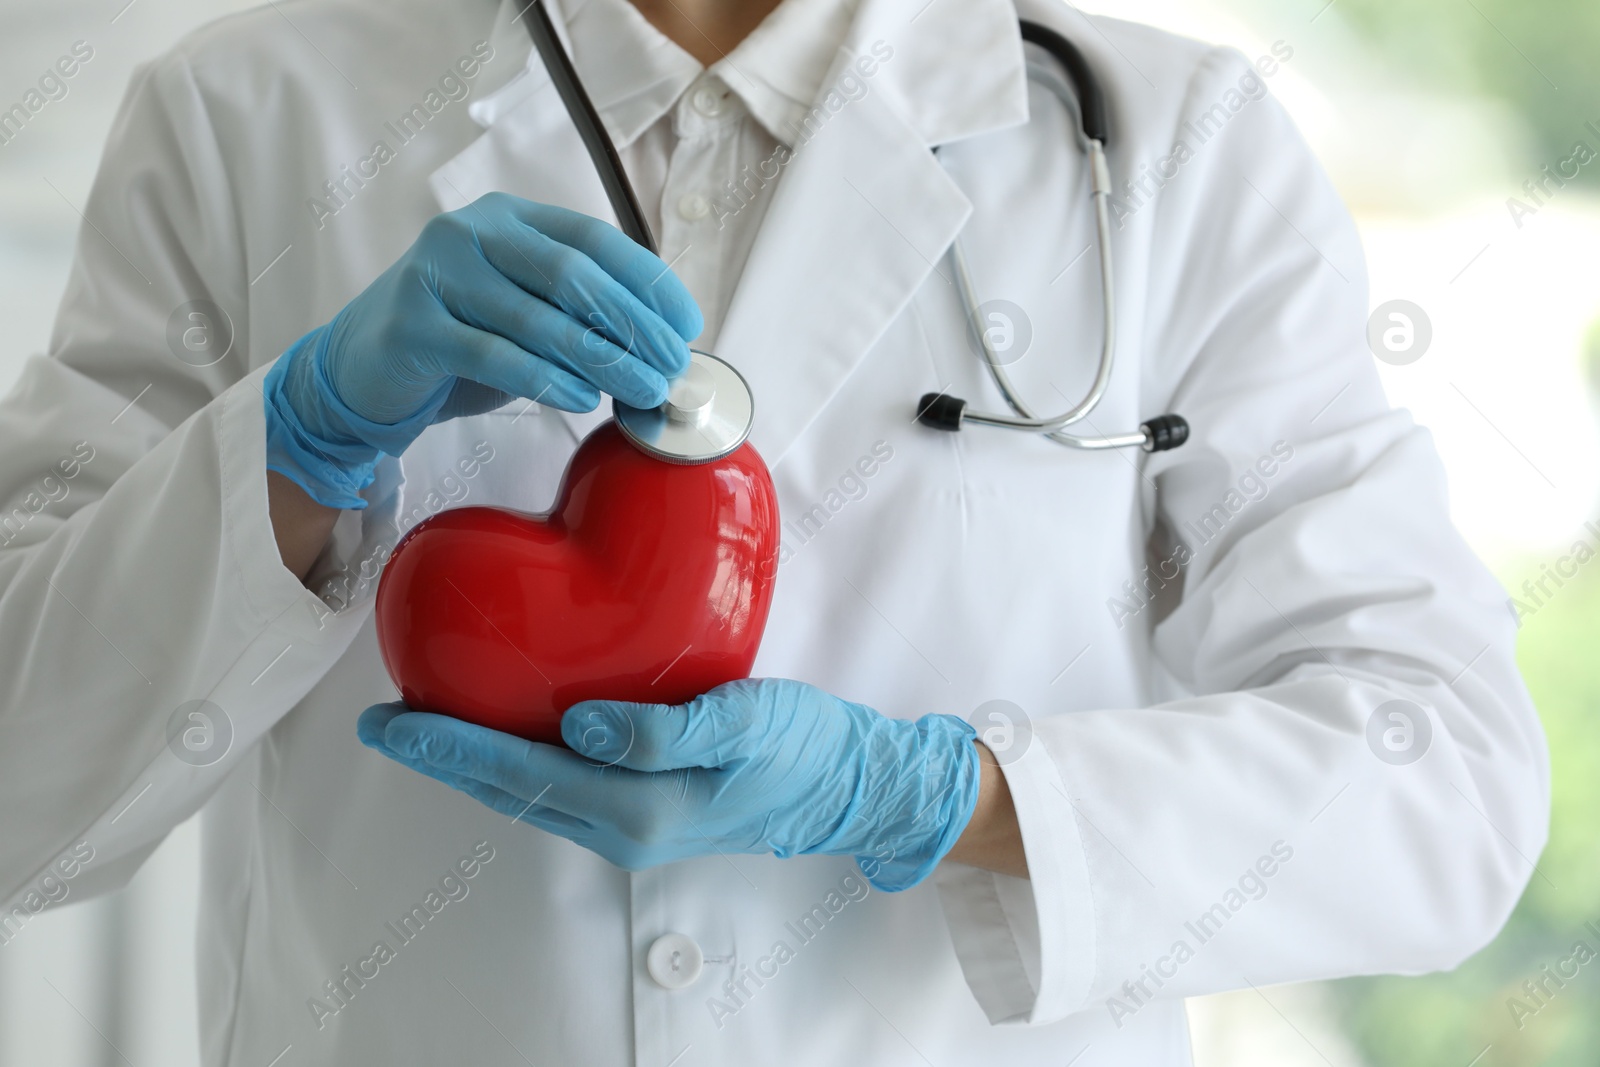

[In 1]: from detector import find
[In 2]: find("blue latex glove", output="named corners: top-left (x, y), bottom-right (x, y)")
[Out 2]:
top-left (264, 193), bottom-right (703, 508)
top-left (357, 679), bottom-right (983, 891)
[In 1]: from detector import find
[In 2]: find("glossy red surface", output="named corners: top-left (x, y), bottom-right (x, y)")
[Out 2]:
top-left (374, 421), bottom-right (780, 746)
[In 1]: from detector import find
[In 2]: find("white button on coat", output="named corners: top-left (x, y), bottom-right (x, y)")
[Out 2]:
top-left (677, 193), bottom-right (712, 221)
top-left (647, 933), bottom-right (705, 990)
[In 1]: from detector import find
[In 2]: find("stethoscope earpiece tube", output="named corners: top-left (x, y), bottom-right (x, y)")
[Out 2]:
top-left (1020, 21), bottom-right (1109, 147)
top-left (518, 0), bottom-right (659, 255)
top-left (914, 22), bottom-right (1187, 454)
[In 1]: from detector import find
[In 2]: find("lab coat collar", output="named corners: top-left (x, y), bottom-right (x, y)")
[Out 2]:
top-left (466, 0), bottom-right (904, 150)
top-left (710, 0), bottom-right (869, 148)
top-left (557, 0), bottom-right (870, 152)
top-left (467, 0), bottom-right (1027, 147)
top-left (554, 0), bottom-right (700, 148)
top-left (433, 0), bottom-right (1028, 464)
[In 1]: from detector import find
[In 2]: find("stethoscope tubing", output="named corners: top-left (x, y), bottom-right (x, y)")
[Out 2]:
top-left (517, 2), bottom-right (1187, 453)
top-left (519, 0), bottom-right (660, 254)
top-left (947, 138), bottom-right (1118, 438)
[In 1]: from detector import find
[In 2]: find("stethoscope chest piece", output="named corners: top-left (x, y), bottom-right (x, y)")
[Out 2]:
top-left (614, 351), bottom-right (754, 464)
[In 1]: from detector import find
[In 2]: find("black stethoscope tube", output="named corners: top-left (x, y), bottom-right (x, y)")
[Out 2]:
top-left (517, 0), bottom-right (660, 254)
top-left (1021, 20), bottom-right (1109, 146)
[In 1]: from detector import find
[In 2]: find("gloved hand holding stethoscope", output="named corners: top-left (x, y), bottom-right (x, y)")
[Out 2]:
top-left (262, 194), bottom-right (703, 510)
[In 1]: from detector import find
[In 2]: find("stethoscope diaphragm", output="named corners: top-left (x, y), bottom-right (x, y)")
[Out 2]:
top-left (613, 351), bottom-right (754, 464)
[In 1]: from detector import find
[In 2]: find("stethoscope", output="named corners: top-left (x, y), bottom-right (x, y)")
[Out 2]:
top-left (518, 3), bottom-right (1188, 457)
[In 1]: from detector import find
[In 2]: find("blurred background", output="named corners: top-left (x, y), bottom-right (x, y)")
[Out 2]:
top-left (0, 0), bottom-right (1594, 1063)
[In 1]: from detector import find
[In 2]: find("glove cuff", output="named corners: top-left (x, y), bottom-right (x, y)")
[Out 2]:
top-left (262, 327), bottom-right (438, 509)
top-left (855, 714), bottom-right (982, 893)
top-left (262, 330), bottom-right (378, 509)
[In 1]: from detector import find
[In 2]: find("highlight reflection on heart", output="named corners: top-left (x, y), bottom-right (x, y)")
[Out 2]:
top-left (375, 420), bottom-right (780, 745)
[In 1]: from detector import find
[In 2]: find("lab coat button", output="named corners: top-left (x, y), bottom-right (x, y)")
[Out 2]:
top-left (678, 194), bottom-right (711, 221)
top-left (646, 933), bottom-right (704, 990)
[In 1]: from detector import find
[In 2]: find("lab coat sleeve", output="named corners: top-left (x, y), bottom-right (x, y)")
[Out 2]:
top-left (936, 45), bottom-right (1549, 1026)
top-left (0, 53), bottom-right (384, 914)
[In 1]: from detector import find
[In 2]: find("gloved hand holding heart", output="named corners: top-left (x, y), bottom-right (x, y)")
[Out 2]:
top-left (357, 677), bottom-right (983, 891)
top-left (373, 419), bottom-right (780, 746)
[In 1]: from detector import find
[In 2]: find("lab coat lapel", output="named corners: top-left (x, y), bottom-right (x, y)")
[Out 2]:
top-left (428, 70), bottom-right (613, 222)
top-left (716, 76), bottom-right (970, 466)
top-left (710, 0), bottom-right (1028, 464)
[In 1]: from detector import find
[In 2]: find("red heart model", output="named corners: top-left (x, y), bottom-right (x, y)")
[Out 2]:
top-left (374, 420), bottom-right (780, 745)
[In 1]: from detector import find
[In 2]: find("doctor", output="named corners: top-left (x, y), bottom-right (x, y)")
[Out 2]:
top-left (0, 0), bottom-right (1547, 1062)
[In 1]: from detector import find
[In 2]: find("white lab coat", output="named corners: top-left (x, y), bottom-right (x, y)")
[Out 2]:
top-left (0, 0), bottom-right (1547, 1062)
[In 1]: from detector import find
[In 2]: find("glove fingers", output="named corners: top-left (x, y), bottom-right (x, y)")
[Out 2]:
top-left (360, 706), bottom-right (598, 835)
top-left (432, 321), bottom-right (602, 413)
top-left (378, 711), bottom-right (655, 826)
top-left (563, 683), bottom-right (765, 772)
top-left (430, 770), bottom-right (597, 837)
top-left (363, 706), bottom-right (520, 802)
top-left (477, 220), bottom-right (692, 379)
top-left (357, 702), bottom-right (410, 756)
top-left (457, 195), bottom-right (694, 371)
top-left (438, 268), bottom-right (668, 409)
top-left (379, 711), bottom-right (544, 787)
top-left (496, 199), bottom-right (704, 344)
top-left (436, 378), bottom-right (513, 422)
